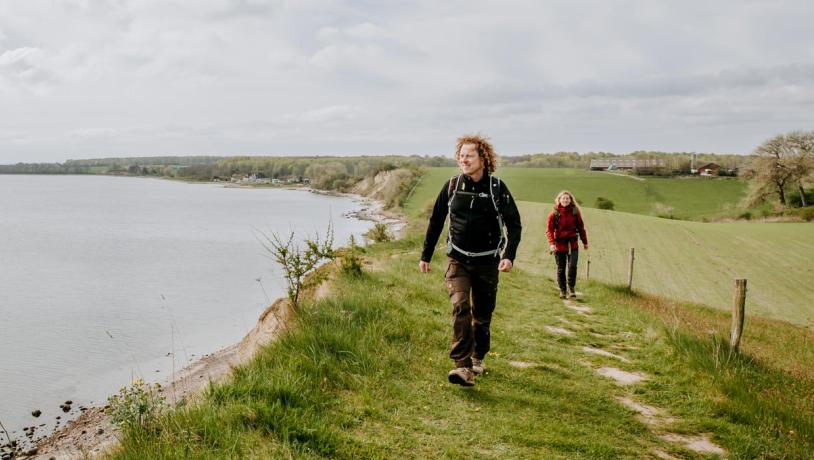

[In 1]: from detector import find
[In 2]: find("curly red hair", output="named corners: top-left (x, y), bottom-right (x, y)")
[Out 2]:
top-left (455, 134), bottom-right (498, 174)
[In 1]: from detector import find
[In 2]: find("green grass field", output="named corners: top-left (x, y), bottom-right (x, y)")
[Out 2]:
top-left (108, 239), bottom-right (814, 459)
top-left (100, 168), bottom-right (814, 458)
top-left (516, 204), bottom-right (814, 328)
top-left (407, 168), bottom-right (814, 328)
top-left (405, 167), bottom-right (748, 220)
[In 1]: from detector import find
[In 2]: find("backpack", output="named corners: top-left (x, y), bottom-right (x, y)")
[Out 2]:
top-left (445, 174), bottom-right (507, 258)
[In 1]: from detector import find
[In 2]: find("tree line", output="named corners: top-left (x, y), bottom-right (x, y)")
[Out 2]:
top-left (0, 150), bottom-right (751, 178)
top-left (0, 156), bottom-right (454, 194)
top-left (501, 151), bottom-right (748, 172)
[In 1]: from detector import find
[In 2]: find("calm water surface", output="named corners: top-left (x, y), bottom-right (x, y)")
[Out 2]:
top-left (0, 175), bottom-right (372, 436)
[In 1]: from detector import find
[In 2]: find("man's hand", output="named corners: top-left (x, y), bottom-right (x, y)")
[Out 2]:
top-left (419, 260), bottom-right (431, 273)
top-left (584, 243), bottom-right (589, 250)
top-left (498, 259), bottom-right (513, 272)
top-left (549, 244), bottom-right (556, 252)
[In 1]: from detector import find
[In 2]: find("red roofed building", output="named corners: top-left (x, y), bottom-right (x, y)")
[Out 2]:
top-left (698, 163), bottom-right (720, 176)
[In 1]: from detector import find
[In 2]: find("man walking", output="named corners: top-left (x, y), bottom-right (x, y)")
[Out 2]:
top-left (419, 134), bottom-right (522, 387)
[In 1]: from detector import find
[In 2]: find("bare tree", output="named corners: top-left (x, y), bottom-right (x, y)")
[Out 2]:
top-left (259, 223), bottom-right (335, 309)
top-left (748, 131), bottom-right (814, 206)
top-left (789, 132), bottom-right (814, 206)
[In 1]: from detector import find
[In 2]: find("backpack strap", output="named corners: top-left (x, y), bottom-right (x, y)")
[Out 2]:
top-left (446, 174), bottom-right (463, 208)
top-left (490, 176), bottom-right (507, 255)
top-left (445, 174), bottom-right (507, 259)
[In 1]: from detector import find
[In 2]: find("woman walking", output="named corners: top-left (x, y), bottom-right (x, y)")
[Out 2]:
top-left (546, 191), bottom-right (588, 299)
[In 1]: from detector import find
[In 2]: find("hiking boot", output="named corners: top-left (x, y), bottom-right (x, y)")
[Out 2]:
top-left (471, 358), bottom-right (484, 375)
top-left (568, 289), bottom-right (577, 299)
top-left (447, 367), bottom-right (475, 386)
top-left (559, 291), bottom-right (567, 299)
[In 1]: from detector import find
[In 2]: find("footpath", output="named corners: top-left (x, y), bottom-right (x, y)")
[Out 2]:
top-left (102, 237), bottom-right (813, 458)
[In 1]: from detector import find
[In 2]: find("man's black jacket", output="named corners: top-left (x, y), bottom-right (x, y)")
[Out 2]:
top-left (421, 173), bottom-right (522, 265)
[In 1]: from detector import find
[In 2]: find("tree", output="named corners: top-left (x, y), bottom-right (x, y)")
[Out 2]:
top-left (259, 224), bottom-right (335, 309)
top-left (747, 131), bottom-right (814, 206)
top-left (789, 132), bottom-right (814, 206)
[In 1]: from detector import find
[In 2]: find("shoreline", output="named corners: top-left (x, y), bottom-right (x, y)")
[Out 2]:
top-left (28, 189), bottom-right (402, 460)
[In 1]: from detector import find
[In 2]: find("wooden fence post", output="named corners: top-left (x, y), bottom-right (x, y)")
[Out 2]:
top-left (627, 248), bottom-right (635, 291)
top-left (586, 260), bottom-right (591, 280)
top-left (730, 279), bottom-right (747, 352)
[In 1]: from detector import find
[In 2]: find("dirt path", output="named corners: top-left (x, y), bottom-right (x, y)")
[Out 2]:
top-left (552, 295), bottom-right (727, 458)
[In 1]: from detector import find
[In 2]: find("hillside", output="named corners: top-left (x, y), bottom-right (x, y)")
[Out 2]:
top-left (104, 233), bottom-right (814, 459)
top-left (21, 167), bottom-right (809, 459)
top-left (405, 167), bottom-right (747, 220)
top-left (84, 164), bottom-right (814, 459)
top-left (409, 168), bottom-right (813, 329)
top-left (516, 203), bottom-right (814, 328)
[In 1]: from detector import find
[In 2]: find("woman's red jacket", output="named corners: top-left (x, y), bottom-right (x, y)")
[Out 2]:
top-left (546, 204), bottom-right (588, 252)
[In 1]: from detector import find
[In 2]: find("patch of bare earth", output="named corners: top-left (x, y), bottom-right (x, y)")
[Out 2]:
top-left (33, 299), bottom-right (292, 459)
top-left (556, 316), bottom-right (582, 328)
top-left (544, 326), bottom-right (575, 336)
top-left (652, 449), bottom-right (681, 459)
top-left (616, 397), bottom-right (675, 427)
top-left (509, 361), bottom-right (538, 369)
top-left (582, 346), bottom-right (630, 363)
top-left (596, 367), bottom-right (648, 385)
top-left (660, 433), bottom-right (726, 457)
top-left (563, 300), bottom-right (593, 315)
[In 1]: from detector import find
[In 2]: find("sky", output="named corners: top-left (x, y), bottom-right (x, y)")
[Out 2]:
top-left (1, 0), bottom-right (813, 163)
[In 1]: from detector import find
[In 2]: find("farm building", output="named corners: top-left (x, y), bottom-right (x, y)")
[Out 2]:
top-left (698, 163), bottom-right (720, 176)
top-left (589, 159), bottom-right (667, 171)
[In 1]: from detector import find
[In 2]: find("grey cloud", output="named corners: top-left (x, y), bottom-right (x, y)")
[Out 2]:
top-left (570, 64), bottom-right (814, 99)
top-left (2, 1), bottom-right (814, 161)
top-left (0, 47), bottom-right (57, 91)
top-left (201, 0), bottom-right (275, 20)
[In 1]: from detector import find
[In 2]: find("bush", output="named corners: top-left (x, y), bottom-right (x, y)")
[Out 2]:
top-left (259, 223), bottom-right (335, 308)
top-left (738, 211), bottom-right (752, 221)
top-left (788, 190), bottom-right (814, 208)
top-left (787, 207), bottom-right (814, 222)
top-left (595, 197), bottom-right (615, 210)
top-left (339, 235), bottom-right (364, 277)
top-left (652, 202), bottom-right (675, 219)
top-left (106, 379), bottom-right (166, 429)
top-left (365, 223), bottom-right (392, 243)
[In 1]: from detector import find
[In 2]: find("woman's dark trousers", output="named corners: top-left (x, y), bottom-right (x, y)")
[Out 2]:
top-left (555, 249), bottom-right (579, 293)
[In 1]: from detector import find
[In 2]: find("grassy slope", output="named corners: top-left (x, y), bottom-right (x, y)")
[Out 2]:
top-left (516, 203), bottom-right (814, 328)
top-left (408, 168), bottom-right (814, 328)
top-left (109, 233), bottom-right (814, 459)
top-left (405, 167), bottom-right (748, 220)
top-left (105, 168), bottom-right (813, 458)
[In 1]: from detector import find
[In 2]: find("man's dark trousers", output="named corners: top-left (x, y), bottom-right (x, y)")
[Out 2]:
top-left (445, 257), bottom-right (499, 368)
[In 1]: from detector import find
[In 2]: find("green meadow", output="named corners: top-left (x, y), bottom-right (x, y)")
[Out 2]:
top-left (517, 204), bottom-right (814, 328)
top-left (109, 236), bottom-right (814, 459)
top-left (105, 167), bottom-right (814, 459)
top-left (408, 167), bottom-right (814, 329)
top-left (405, 167), bottom-right (748, 220)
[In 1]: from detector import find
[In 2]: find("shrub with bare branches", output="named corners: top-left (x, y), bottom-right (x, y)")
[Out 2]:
top-left (259, 224), bottom-right (335, 308)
